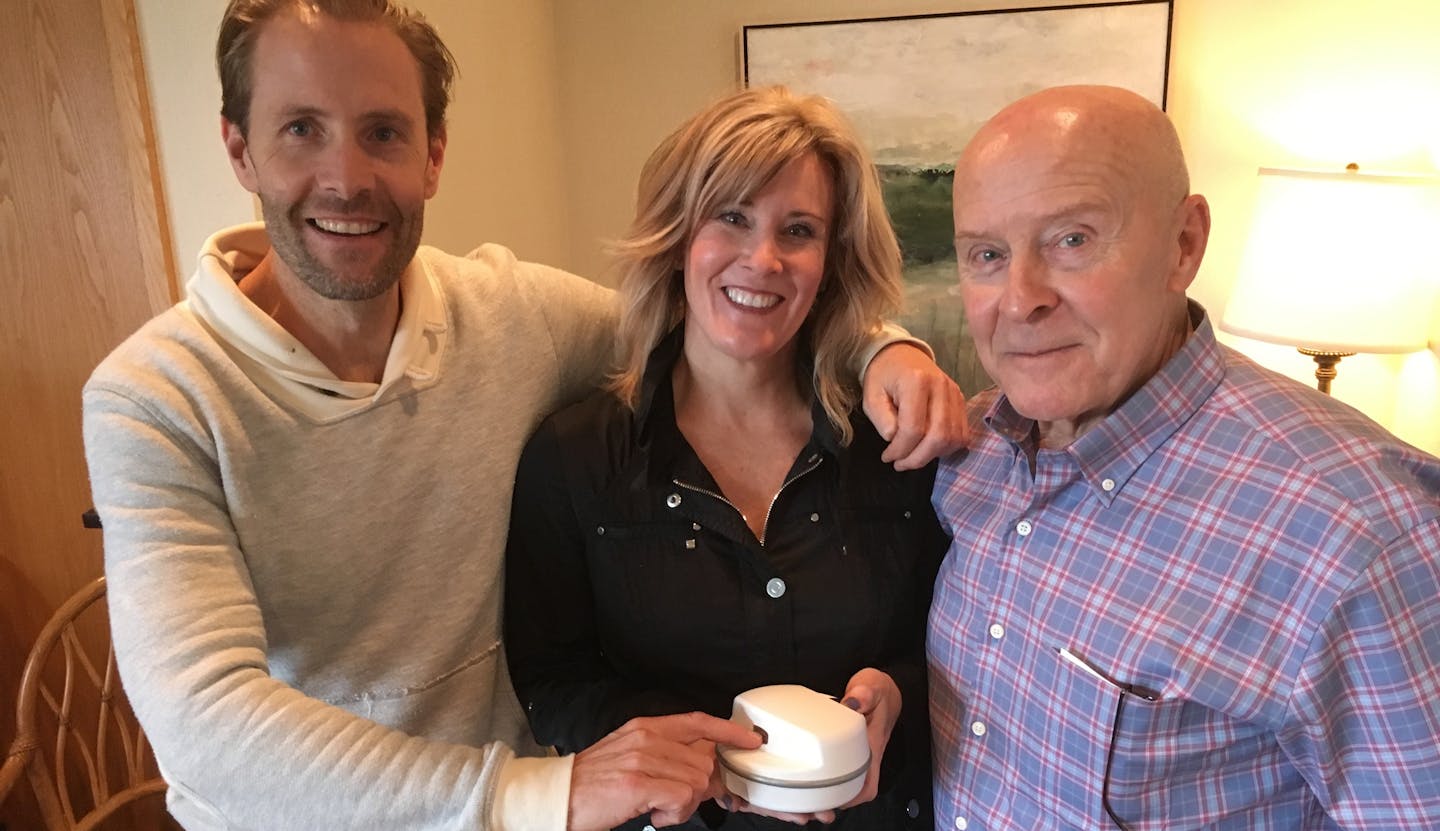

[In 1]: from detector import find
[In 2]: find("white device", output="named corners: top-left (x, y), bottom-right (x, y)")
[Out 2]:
top-left (717, 684), bottom-right (870, 813)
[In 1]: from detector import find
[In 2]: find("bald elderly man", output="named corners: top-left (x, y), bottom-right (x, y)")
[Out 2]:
top-left (928, 85), bottom-right (1440, 830)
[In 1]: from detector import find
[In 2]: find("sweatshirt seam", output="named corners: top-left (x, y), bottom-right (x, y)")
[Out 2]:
top-left (320, 639), bottom-right (503, 705)
top-left (84, 383), bottom-right (223, 479)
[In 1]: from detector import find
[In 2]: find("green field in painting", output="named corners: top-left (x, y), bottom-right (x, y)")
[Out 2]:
top-left (880, 164), bottom-right (956, 266)
top-left (880, 164), bottom-right (992, 395)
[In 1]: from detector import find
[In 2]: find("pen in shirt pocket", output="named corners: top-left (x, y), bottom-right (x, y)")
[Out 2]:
top-left (1056, 647), bottom-right (1159, 701)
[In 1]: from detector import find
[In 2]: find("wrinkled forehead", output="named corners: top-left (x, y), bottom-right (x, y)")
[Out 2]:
top-left (954, 115), bottom-right (1157, 225)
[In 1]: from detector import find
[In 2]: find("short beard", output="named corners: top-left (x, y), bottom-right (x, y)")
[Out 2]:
top-left (259, 193), bottom-right (423, 301)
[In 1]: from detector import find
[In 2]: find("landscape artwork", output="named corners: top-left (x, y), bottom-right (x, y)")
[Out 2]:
top-left (744, 1), bottom-right (1173, 394)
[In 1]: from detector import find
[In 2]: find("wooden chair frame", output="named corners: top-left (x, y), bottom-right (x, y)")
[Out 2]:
top-left (0, 576), bottom-right (166, 830)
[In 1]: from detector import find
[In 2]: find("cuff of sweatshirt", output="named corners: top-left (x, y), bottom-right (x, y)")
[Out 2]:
top-left (855, 321), bottom-right (934, 384)
top-left (489, 753), bottom-right (574, 831)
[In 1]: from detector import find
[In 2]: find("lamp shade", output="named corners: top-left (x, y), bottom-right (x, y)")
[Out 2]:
top-left (1220, 167), bottom-right (1440, 354)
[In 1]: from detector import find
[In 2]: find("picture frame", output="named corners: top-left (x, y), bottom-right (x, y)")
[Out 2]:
top-left (743, 1), bottom-right (1174, 394)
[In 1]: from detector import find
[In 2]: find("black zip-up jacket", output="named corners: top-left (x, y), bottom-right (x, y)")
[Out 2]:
top-left (505, 331), bottom-right (948, 830)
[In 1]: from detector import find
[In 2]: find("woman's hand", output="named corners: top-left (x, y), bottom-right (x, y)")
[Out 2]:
top-left (838, 667), bottom-right (902, 808)
top-left (722, 792), bottom-right (836, 825)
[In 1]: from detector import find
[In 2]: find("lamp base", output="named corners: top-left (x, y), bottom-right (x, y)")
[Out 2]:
top-left (1297, 348), bottom-right (1355, 395)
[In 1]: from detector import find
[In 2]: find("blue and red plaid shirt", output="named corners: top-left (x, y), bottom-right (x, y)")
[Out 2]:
top-left (929, 308), bottom-right (1440, 830)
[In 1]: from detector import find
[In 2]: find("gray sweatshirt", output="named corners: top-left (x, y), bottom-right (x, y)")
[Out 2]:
top-left (82, 224), bottom-right (615, 830)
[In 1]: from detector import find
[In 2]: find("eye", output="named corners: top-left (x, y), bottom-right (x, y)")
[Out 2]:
top-left (783, 222), bottom-right (817, 239)
top-left (285, 120), bottom-right (313, 137)
top-left (717, 210), bottom-right (748, 227)
top-left (1057, 231), bottom-right (1088, 248)
top-left (957, 244), bottom-right (1007, 279)
top-left (971, 247), bottom-right (1004, 265)
top-left (372, 126), bottom-right (398, 143)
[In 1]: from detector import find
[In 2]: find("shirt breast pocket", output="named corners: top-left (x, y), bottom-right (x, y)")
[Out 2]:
top-left (1054, 653), bottom-right (1272, 831)
top-left (1028, 650), bottom-right (1126, 828)
top-left (586, 520), bottom-right (744, 659)
top-left (1105, 686), bottom-right (1277, 830)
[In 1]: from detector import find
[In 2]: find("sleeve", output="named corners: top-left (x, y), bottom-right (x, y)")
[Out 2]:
top-left (83, 381), bottom-right (567, 831)
top-left (490, 755), bottom-right (574, 831)
top-left (516, 260), bottom-right (620, 411)
top-left (1280, 517), bottom-right (1440, 829)
top-left (504, 419), bottom-right (692, 754)
top-left (854, 320), bottom-right (934, 383)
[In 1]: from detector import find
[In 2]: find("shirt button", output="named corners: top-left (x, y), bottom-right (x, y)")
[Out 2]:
top-left (595, 526), bottom-right (605, 536)
top-left (970, 720), bottom-right (987, 737)
top-left (810, 512), bottom-right (820, 522)
top-left (988, 623), bottom-right (1005, 640)
top-left (766, 577), bottom-right (787, 598)
top-left (907, 798), bottom-right (920, 818)
top-left (665, 493), bottom-right (682, 508)
top-left (1102, 478), bottom-right (1116, 492)
top-left (954, 817), bottom-right (968, 830)
top-left (692, 522), bottom-right (701, 530)
top-left (1015, 519), bottom-right (1033, 536)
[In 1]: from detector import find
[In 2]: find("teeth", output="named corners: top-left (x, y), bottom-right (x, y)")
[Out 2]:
top-left (724, 286), bottom-right (780, 309)
top-left (312, 218), bottom-right (382, 235)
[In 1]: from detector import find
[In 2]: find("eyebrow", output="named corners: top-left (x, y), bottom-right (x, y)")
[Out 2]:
top-left (726, 197), bottom-right (831, 224)
top-left (359, 108), bottom-right (418, 126)
top-left (277, 105), bottom-right (327, 122)
top-left (953, 201), bottom-right (1112, 241)
top-left (276, 105), bottom-right (417, 126)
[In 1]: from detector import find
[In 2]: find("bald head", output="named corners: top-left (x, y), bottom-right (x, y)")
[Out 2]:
top-left (958, 85), bottom-right (1189, 212)
top-left (950, 84), bottom-right (1211, 444)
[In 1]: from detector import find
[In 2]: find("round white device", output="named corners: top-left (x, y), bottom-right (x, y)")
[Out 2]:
top-left (717, 684), bottom-right (870, 813)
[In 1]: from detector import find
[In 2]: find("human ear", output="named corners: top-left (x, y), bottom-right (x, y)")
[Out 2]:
top-left (1167, 194), bottom-right (1211, 292)
top-left (424, 125), bottom-right (447, 199)
top-left (222, 117), bottom-right (259, 194)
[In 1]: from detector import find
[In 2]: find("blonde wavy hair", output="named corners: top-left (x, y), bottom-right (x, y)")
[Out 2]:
top-left (608, 86), bottom-right (902, 445)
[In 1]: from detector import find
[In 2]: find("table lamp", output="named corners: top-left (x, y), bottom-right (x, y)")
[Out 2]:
top-left (1220, 165), bottom-right (1438, 394)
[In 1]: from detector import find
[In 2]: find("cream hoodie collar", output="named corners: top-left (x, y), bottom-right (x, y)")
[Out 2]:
top-left (184, 223), bottom-right (449, 422)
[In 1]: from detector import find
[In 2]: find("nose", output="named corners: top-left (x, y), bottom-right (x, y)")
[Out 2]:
top-left (315, 137), bottom-right (376, 200)
top-left (1000, 251), bottom-right (1058, 322)
top-left (742, 233), bottom-right (782, 275)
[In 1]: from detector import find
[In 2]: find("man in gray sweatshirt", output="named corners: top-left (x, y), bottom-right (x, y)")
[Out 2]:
top-left (81, 2), bottom-right (966, 829)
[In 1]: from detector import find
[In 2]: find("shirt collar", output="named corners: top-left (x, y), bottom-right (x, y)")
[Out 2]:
top-left (984, 301), bottom-right (1224, 504)
top-left (185, 222), bottom-right (449, 417)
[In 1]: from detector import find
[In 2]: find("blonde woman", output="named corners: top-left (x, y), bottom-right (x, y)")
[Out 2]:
top-left (505, 87), bottom-right (946, 830)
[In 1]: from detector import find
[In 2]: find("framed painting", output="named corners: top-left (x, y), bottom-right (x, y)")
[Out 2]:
top-left (743, 1), bottom-right (1174, 394)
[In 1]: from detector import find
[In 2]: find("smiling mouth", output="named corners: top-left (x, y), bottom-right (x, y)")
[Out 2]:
top-left (308, 218), bottom-right (384, 236)
top-left (724, 286), bottom-right (781, 310)
top-left (1010, 345), bottom-right (1075, 359)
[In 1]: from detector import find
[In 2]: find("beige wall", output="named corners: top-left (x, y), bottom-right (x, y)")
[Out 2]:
top-left (417, 0), bottom-right (569, 263)
top-left (136, 0), bottom-right (1440, 451)
top-left (134, 0), bottom-right (254, 275)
